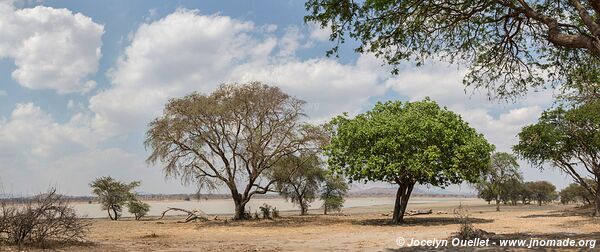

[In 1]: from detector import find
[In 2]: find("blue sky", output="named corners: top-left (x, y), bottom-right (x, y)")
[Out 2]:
top-left (0, 0), bottom-right (570, 195)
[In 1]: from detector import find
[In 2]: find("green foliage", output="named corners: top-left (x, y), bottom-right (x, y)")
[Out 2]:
top-left (89, 177), bottom-right (140, 220)
top-left (325, 99), bottom-right (493, 223)
top-left (514, 100), bottom-right (600, 210)
top-left (320, 174), bottom-right (349, 214)
top-left (259, 204), bottom-right (275, 220)
top-left (305, 0), bottom-right (600, 99)
top-left (560, 182), bottom-right (595, 205)
top-left (525, 181), bottom-right (558, 206)
top-left (477, 152), bottom-right (522, 210)
top-left (326, 99), bottom-right (494, 186)
top-left (127, 200), bottom-right (150, 221)
top-left (272, 154), bottom-right (326, 215)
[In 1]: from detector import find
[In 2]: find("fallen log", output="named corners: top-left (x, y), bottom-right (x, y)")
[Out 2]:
top-left (405, 209), bottom-right (433, 216)
top-left (159, 207), bottom-right (208, 223)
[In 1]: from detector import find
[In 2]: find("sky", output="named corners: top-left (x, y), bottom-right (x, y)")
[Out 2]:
top-left (0, 0), bottom-right (573, 196)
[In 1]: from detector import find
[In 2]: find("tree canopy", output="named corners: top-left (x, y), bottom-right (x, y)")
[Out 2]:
top-left (514, 100), bottom-right (600, 213)
top-left (305, 0), bottom-right (600, 99)
top-left (325, 99), bottom-right (494, 223)
top-left (271, 153), bottom-right (326, 215)
top-left (90, 177), bottom-right (140, 220)
top-left (477, 152), bottom-right (522, 211)
top-left (526, 181), bottom-right (559, 206)
top-left (320, 173), bottom-right (349, 214)
top-left (145, 82), bottom-right (326, 220)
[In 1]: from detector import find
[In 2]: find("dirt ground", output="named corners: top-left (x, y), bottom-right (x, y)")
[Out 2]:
top-left (4, 198), bottom-right (600, 251)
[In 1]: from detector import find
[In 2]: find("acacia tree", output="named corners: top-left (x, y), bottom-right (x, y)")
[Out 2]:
top-left (526, 181), bottom-right (558, 206)
top-left (477, 152), bottom-right (522, 211)
top-left (305, 0), bottom-right (600, 99)
top-left (272, 154), bottom-right (326, 215)
top-left (320, 174), bottom-right (349, 214)
top-left (90, 177), bottom-right (140, 220)
top-left (145, 82), bottom-right (324, 220)
top-left (514, 100), bottom-right (600, 214)
top-left (326, 99), bottom-right (494, 224)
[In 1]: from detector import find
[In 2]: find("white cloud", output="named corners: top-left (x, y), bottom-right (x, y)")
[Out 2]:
top-left (0, 1), bottom-right (103, 93)
top-left (90, 9), bottom-right (388, 136)
top-left (0, 102), bottom-right (185, 194)
top-left (308, 22), bottom-right (330, 41)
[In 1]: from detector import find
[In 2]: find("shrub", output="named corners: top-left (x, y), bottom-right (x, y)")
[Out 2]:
top-left (453, 204), bottom-right (492, 240)
top-left (272, 207), bottom-right (280, 218)
top-left (127, 200), bottom-right (150, 220)
top-left (259, 204), bottom-right (274, 219)
top-left (0, 189), bottom-right (88, 247)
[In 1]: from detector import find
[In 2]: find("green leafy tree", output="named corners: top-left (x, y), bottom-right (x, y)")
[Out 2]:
top-left (305, 0), bottom-right (600, 99)
top-left (514, 100), bottom-right (600, 214)
top-left (320, 174), bottom-right (349, 214)
top-left (525, 181), bottom-right (558, 206)
top-left (478, 187), bottom-right (495, 205)
top-left (145, 82), bottom-right (325, 220)
top-left (90, 177), bottom-right (140, 220)
top-left (325, 99), bottom-right (494, 224)
top-left (560, 181), bottom-right (595, 205)
top-left (560, 184), bottom-right (582, 204)
top-left (477, 152), bottom-right (522, 211)
top-left (272, 154), bottom-right (326, 215)
top-left (127, 200), bottom-right (150, 220)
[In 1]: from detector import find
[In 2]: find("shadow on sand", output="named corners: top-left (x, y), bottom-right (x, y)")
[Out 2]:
top-left (353, 216), bottom-right (493, 227)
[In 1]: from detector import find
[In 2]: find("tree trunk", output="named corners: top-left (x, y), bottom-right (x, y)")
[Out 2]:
top-left (113, 208), bottom-right (119, 220)
top-left (107, 208), bottom-right (114, 220)
top-left (495, 196), bottom-right (501, 211)
top-left (323, 206), bottom-right (328, 215)
top-left (233, 196), bottom-right (247, 220)
top-left (594, 179), bottom-right (600, 216)
top-left (300, 201), bottom-right (307, 215)
top-left (392, 181), bottom-right (415, 224)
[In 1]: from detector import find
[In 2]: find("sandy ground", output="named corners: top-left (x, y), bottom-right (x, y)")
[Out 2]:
top-left (4, 198), bottom-right (600, 251)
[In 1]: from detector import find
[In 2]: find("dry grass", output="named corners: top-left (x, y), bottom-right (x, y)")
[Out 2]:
top-left (3, 198), bottom-right (600, 251)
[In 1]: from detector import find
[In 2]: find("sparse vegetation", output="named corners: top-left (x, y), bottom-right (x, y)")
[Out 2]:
top-left (320, 174), bottom-right (349, 214)
top-left (526, 181), bottom-right (559, 206)
top-left (0, 189), bottom-right (88, 247)
top-left (127, 200), bottom-right (150, 220)
top-left (90, 176), bottom-right (141, 220)
top-left (477, 152), bottom-right (522, 211)
top-left (560, 182), bottom-right (594, 205)
top-left (259, 204), bottom-right (275, 219)
top-left (272, 154), bottom-right (326, 215)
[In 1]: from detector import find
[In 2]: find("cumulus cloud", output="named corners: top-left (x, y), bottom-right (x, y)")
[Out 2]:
top-left (308, 22), bottom-right (330, 41)
top-left (90, 9), bottom-right (388, 136)
top-left (0, 103), bottom-right (184, 194)
top-left (0, 1), bottom-right (103, 93)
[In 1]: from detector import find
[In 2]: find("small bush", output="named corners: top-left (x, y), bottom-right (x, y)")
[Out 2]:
top-left (259, 204), bottom-right (274, 219)
top-left (453, 204), bottom-right (492, 239)
top-left (272, 207), bottom-right (280, 218)
top-left (127, 200), bottom-right (150, 220)
top-left (0, 188), bottom-right (88, 247)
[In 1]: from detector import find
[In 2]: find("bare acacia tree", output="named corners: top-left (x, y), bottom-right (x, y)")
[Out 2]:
top-left (145, 82), bottom-right (324, 220)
